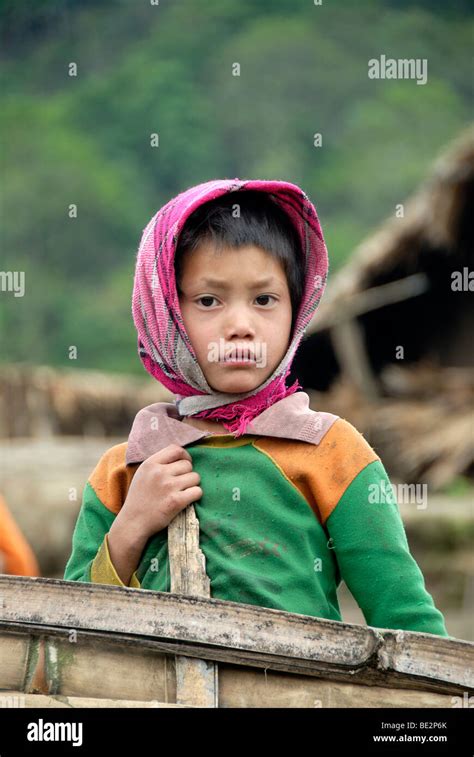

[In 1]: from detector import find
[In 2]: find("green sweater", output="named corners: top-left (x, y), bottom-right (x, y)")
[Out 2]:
top-left (63, 419), bottom-right (449, 637)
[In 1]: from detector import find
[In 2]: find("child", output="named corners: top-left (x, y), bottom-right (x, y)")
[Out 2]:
top-left (64, 178), bottom-right (449, 637)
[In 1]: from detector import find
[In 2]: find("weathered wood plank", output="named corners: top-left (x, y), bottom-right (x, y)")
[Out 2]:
top-left (0, 634), bottom-right (29, 690)
top-left (0, 576), bottom-right (472, 696)
top-left (215, 664), bottom-right (463, 708)
top-left (1, 691), bottom-right (193, 708)
top-left (0, 577), bottom-right (383, 670)
top-left (1, 655), bottom-right (465, 709)
top-left (1, 675), bottom-right (458, 709)
top-left (1, 624), bottom-right (471, 702)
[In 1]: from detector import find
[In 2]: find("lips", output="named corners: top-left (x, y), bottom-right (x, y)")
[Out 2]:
top-left (223, 346), bottom-right (255, 362)
top-left (224, 357), bottom-right (255, 363)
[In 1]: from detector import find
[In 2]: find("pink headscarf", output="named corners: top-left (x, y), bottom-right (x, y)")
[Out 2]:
top-left (131, 178), bottom-right (328, 436)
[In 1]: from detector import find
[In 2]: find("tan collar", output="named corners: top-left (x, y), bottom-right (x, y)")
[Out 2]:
top-left (126, 391), bottom-right (339, 465)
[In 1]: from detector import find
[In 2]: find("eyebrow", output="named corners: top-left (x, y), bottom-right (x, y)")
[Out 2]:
top-left (196, 276), bottom-right (279, 289)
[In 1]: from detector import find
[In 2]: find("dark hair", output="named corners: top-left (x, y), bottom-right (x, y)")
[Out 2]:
top-left (174, 190), bottom-right (304, 334)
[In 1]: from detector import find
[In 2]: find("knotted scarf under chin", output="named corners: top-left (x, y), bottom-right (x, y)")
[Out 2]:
top-left (175, 366), bottom-right (303, 437)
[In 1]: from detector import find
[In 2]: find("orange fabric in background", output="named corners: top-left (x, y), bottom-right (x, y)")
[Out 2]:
top-left (0, 494), bottom-right (40, 576)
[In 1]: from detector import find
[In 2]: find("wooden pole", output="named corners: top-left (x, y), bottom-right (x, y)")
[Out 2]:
top-left (167, 504), bottom-right (218, 707)
top-left (309, 273), bottom-right (430, 334)
top-left (330, 318), bottom-right (380, 399)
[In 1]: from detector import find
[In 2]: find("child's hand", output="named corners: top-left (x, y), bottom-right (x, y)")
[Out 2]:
top-left (117, 444), bottom-right (203, 541)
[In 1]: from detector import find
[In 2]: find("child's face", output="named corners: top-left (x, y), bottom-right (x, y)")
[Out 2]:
top-left (177, 241), bottom-right (293, 394)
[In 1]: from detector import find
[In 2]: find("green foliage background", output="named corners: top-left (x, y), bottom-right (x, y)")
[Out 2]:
top-left (1, 0), bottom-right (472, 373)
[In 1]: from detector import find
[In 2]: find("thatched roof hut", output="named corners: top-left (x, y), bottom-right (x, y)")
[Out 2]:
top-left (291, 126), bottom-right (474, 489)
top-left (293, 125), bottom-right (473, 393)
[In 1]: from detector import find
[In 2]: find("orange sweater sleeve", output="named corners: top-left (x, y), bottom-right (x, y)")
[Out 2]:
top-left (0, 494), bottom-right (40, 576)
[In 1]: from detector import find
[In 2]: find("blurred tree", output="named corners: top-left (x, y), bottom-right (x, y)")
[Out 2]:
top-left (0, 0), bottom-right (472, 371)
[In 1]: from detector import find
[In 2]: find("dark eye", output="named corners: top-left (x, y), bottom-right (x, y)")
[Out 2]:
top-left (197, 296), bottom-right (217, 307)
top-left (256, 295), bottom-right (276, 306)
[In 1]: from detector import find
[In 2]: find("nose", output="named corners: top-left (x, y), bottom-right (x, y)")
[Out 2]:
top-left (222, 304), bottom-right (256, 339)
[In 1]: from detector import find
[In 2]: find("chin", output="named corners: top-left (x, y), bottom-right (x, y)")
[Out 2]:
top-left (208, 374), bottom-right (268, 394)
top-left (210, 382), bottom-right (258, 394)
